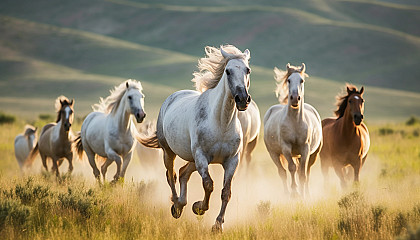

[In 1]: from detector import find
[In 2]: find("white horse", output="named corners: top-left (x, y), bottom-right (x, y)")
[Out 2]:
top-left (238, 100), bottom-right (261, 169)
top-left (14, 125), bottom-right (37, 170)
top-left (75, 80), bottom-right (146, 182)
top-left (263, 63), bottom-right (322, 198)
top-left (139, 45), bottom-right (252, 231)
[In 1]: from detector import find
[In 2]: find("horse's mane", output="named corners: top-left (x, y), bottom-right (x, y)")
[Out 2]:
top-left (93, 79), bottom-right (143, 114)
top-left (23, 125), bottom-right (36, 137)
top-left (274, 64), bottom-right (308, 104)
top-left (334, 84), bottom-right (362, 119)
top-left (192, 45), bottom-right (247, 93)
top-left (54, 95), bottom-right (72, 123)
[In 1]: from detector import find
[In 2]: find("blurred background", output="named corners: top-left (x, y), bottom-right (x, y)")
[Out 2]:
top-left (0, 0), bottom-right (419, 121)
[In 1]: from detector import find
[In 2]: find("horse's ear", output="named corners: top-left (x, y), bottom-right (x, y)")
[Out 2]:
top-left (360, 86), bottom-right (364, 95)
top-left (346, 86), bottom-right (352, 94)
top-left (220, 47), bottom-right (232, 59)
top-left (286, 63), bottom-right (291, 72)
top-left (243, 49), bottom-right (250, 60)
top-left (126, 81), bottom-right (129, 89)
top-left (60, 99), bottom-right (64, 105)
top-left (70, 99), bottom-right (74, 106)
top-left (300, 63), bottom-right (306, 73)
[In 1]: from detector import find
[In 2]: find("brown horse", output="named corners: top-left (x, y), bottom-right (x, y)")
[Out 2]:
top-left (320, 85), bottom-right (370, 189)
top-left (28, 96), bottom-right (75, 176)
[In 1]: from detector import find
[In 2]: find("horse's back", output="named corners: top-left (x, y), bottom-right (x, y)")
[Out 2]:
top-left (158, 90), bottom-right (200, 161)
top-left (81, 111), bottom-right (107, 154)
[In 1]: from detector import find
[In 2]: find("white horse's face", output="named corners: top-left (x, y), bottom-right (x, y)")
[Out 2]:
top-left (287, 64), bottom-right (306, 109)
top-left (126, 88), bottom-right (146, 123)
top-left (222, 48), bottom-right (252, 111)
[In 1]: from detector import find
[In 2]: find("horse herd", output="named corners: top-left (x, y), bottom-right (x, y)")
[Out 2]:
top-left (13, 44), bottom-right (370, 231)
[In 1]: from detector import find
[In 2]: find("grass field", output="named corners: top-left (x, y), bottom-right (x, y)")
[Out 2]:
top-left (0, 117), bottom-right (419, 239)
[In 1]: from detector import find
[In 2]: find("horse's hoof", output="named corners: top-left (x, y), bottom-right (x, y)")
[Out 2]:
top-left (192, 201), bottom-right (205, 216)
top-left (211, 222), bottom-right (223, 233)
top-left (171, 204), bottom-right (182, 219)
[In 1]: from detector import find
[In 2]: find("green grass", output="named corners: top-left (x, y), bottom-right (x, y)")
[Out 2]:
top-left (0, 116), bottom-right (419, 239)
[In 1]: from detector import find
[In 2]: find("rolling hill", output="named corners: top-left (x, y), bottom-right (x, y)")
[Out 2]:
top-left (0, 0), bottom-right (419, 122)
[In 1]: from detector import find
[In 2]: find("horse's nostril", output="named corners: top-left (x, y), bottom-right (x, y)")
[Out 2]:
top-left (290, 96), bottom-right (293, 100)
top-left (298, 96), bottom-right (301, 101)
top-left (247, 95), bottom-right (251, 103)
top-left (235, 95), bottom-right (240, 102)
top-left (143, 113), bottom-right (146, 118)
top-left (361, 115), bottom-right (364, 119)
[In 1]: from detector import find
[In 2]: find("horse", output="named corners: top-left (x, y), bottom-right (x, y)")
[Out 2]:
top-left (28, 96), bottom-right (75, 177)
top-left (263, 63), bottom-right (322, 198)
top-left (74, 79), bottom-right (146, 183)
top-left (14, 125), bottom-right (37, 170)
top-left (138, 45), bottom-right (252, 232)
top-left (238, 100), bottom-right (261, 170)
top-left (320, 84), bottom-right (370, 189)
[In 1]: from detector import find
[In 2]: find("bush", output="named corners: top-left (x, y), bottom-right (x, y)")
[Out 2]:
top-left (0, 198), bottom-right (31, 230)
top-left (378, 127), bottom-right (394, 136)
top-left (0, 111), bottom-right (16, 124)
top-left (38, 113), bottom-right (54, 122)
top-left (406, 116), bottom-right (420, 126)
top-left (58, 187), bottom-right (98, 218)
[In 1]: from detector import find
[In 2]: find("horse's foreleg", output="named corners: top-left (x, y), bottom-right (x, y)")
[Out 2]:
top-left (120, 151), bottom-right (133, 179)
top-left (269, 151), bottom-right (289, 195)
top-left (175, 162), bottom-right (196, 216)
top-left (283, 148), bottom-right (298, 197)
top-left (40, 153), bottom-right (48, 172)
top-left (245, 136), bottom-right (258, 170)
top-left (52, 157), bottom-right (60, 177)
top-left (333, 164), bottom-right (347, 189)
top-left (298, 145), bottom-right (309, 198)
top-left (305, 144), bottom-right (320, 198)
top-left (66, 153), bottom-right (73, 175)
top-left (352, 158), bottom-right (362, 184)
top-left (212, 155), bottom-right (239, 233)
top-left (105, 150), bottom-right (122, 183)
top-left (193, 149), bottom-right (213, 216)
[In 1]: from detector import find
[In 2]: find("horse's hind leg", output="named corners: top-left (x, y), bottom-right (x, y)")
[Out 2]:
top-left (105, 149), bottom-right (122, 183)
top-left (192, 149), bottom-right (213, 216)
top-left (51, 157), bottom-right (60, 177)
top-left (162, 148), bottom-right (180, 218)
top-left (66, 152), bottom-right (73, 175)
top-left (101, 158), bottom-right (113, 182)
top-left (85, 146), bottom-right (100, 180)
top-left (175, 162), bottom-right (196, 216)
top-left (119, 151), bottom-right (133, 180)
top-left (245, 136), bottom-right (258, 169)
top-left (306, 144), bottom-right (321, 197)
top-left (269, 152), bottom-right (289, 195)
top-left (40, 153), bottom-right (48, 172)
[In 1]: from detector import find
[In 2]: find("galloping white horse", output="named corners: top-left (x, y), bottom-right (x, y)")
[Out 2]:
top-left (14, 125), bottom-right (37, 170)
top-left (264, 63), bottom-right (322, 198)
top-left (238, 100), bottom-right (261, 169)
top-left (75, 80), bottom-right (146, 182)
top-left (139, 45), bottom-right (252, 231)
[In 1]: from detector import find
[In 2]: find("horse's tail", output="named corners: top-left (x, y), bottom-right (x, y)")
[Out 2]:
top-left (136, 131), bottom-right (160, 148)
top-left (73, 132), bottom-right (84, 160)
top-left (24, 142), bottom-right (39, 168)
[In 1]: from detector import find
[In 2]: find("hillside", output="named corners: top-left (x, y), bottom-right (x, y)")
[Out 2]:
top-left (0, 0), bottom-right (419, 122)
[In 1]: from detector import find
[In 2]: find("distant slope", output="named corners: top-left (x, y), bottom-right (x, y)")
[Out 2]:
top-left (0, 15), bottom-right (418, 123)
top-left (0, 0), bottom-right (419, 92)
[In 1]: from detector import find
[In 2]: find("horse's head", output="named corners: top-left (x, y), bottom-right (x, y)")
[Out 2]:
top-left (125, 81), bottom-right (146, 123)
top-left (24, 126), bottom-right (37, 142)
top-left (286, 63), bottom-right (306, 109)
top-left (347, 86), bottom-right (365, 126)
top-left (59, 99), bottom-right (74, 132)
top-left (221, 47), bottom-right (252, 111)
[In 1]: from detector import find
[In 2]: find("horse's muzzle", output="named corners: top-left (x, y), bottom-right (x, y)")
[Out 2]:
top-left (64, 123), bottom-right (71, 131)
top-left (353, 113), bottom-right (363, 125)
top-left (235, 94), bottom-right (251, 111)
top-left (135, 110), bottom-right (146, 123)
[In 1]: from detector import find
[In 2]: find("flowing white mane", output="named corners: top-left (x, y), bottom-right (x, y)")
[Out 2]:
top-left (93, 79), bottom-right (143, 114)
top-left (192, 45), bottom-right (247, 93)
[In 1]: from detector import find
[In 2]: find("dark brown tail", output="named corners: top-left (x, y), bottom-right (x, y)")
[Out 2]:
top-left (136, 131), bottom-right (160, 148)
top-left (24, 143), bottom-right (39, 167)
top-left (73, 132), bottom-right (84, 159)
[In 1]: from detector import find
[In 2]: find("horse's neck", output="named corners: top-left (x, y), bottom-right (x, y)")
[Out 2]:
top-left (286, 99), bottom-right (305, 124)
top-left (111, 100), bottom-right (132, 133)
top-left (56, 121), bottom-right (70, 140)
top-left (208, 74), bottom-right (237, 128)
top-left (341, 108), bottom-right (356, 135)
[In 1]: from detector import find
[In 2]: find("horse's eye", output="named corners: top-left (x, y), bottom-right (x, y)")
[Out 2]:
top-left (128, 96), bottom-right (132, 100)
top-left (226, 69), bottom-right (231, 75)
top-left (349, 100), bottom-right (352, 104)
top-left (300, 79), bottom-right (304, 83)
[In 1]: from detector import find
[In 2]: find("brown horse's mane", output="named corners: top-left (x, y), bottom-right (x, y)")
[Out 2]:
top-left (54, 96), bottom-right (72, 123)
top-left (334, 84), bottom-right (362, 119)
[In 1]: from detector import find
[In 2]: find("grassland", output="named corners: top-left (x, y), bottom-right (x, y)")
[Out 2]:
top-left (0, 117), bottom-right (419, 239)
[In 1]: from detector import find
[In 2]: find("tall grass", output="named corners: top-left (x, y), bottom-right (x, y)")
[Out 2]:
top-left (0, 119), bottom-right (419, 239)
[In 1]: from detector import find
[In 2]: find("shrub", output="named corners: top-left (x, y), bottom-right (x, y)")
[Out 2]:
top-left (38, 113), bottom-right (54, 122)
top-left (0, 198), bottom-right (31, 230)
top-left (378, 127), bottom-right (394, 136)
top-left (0, 111), bottom-right (16, 124)
top-left (58, 187), bottom-right (98, 218)
top-left (406, 116), bottom-right (420, 126)
top-left (14, 178), bottom-right (50, 205)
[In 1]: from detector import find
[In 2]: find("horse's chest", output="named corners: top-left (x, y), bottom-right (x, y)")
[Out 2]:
top-left (108, 131), bottom-right (134, 154)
